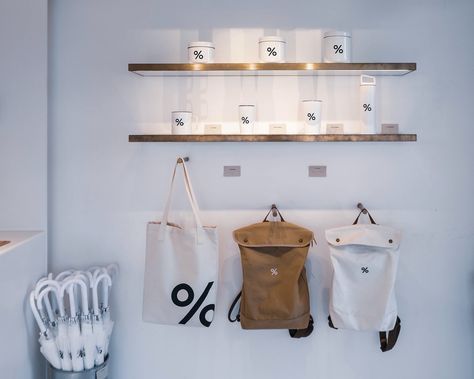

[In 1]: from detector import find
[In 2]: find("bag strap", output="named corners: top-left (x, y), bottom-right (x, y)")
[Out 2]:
top-left (379, 317), bottom-right (401, 352)
top-left (353, 209), bottom-right (377, 225)
top-left (159, 158), bottom-right (204, 241)
top-left (228, 291), bottom-right (241, 322)
top-left (263, 206), bottom-right (285, 222)
top-left (288, 315), bottom-right (314, 338)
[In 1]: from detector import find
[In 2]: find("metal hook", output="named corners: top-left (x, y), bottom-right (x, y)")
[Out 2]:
top-left (177, 157), bottom-right (190, 164)
top-left (271, 204), bottom-right (278, 217)
top-left (357, 203), bottom-right (368, 214)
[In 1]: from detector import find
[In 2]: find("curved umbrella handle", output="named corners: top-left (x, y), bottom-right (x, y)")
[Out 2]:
top-left (106, 263), bottom-right (119, 279)
top-left (29, 291), bottom-right (47, 335)
top-left (92, 273), bottom-right (112, 315)
top-left (34, 279), bottom-right (58, 321)
top-left (55, 270), bottom-right (75, 282)
top-left (38, 285), bottom-right (64, 318)
top-left (63, 278), bottom-right (89, 317)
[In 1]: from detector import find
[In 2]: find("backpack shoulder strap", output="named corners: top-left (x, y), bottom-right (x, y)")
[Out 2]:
top-left (228, 291), bottom-right (241, 322)
top-left (288, 315), bottom-right (314, 338)
top-left (379, 317), bottom-right (401, 352)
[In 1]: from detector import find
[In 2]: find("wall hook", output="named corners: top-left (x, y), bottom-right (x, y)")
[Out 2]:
top-left (177, 157), bottom-right (190, 164)
top-left (357, 202), bottom-right (368, 214)
top-left (271, 204), bottom-right (278, 217)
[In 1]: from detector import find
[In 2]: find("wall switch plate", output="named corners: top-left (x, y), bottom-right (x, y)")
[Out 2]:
top-left (326, 123), bottom-right (344, 134)
top-left (204, 124), bottom-right (222, 134)
top-left (224, 166), bottom-right (241, 177)
top-left (269, 123), bottom-right (287, 134)
top-left (381, 123), bottom-right (399, 134)
top-left (308, 165), bottom-right (327, 177)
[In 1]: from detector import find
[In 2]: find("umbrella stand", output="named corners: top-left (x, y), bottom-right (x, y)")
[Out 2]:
top-left (47, 355), bottom-right (110, 379)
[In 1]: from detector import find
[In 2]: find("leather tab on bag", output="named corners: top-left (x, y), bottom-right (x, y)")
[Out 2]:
top-left (379, 317), bottom-right (401, 352)
top-left (288, 315), bottom-right (314, 338)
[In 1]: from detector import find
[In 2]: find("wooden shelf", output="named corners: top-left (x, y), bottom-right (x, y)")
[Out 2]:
top-left (129, 134), bottom-right (417, 142)
top-left (128, 63), bottom-right (416, 77)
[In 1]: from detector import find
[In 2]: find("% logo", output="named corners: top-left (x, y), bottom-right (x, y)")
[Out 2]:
top-left (333, 44), bottom-right (344, 54)
top-left (307, 113), bottom-right (316, 121)
top-left (267, 47), bottom-right (277, 56)
top-left (175, 118), bottom-right (184, 126)
top-left (171, 282), bottom-right (215, 327)
top-left (241, 116), bottom-right (250, 124)
top-left (193, 50), bottom-right (204, 60)
top-left (361, 267), bottom-right (369, 274)
top-left (363, 104), bottom-right (372, 112)
top-left (270, 268), bottom-right (279, 276)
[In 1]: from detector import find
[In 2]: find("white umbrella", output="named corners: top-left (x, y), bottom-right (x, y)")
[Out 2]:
top-left (38, 285), bottom-right (73, 372)
top-left (92, 273), bottom-right (112, 366)
top-left (29, 291), bottom-right (62, 369)
top-left (34, 278), bottom-right (57, 329)
top-left (63, 279), bottom-right (88, 372)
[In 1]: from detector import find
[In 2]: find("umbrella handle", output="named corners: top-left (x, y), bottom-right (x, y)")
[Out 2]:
top-left (29, 291), bottom-right (47, 335)
top-left (92, 273), bottom-right (112, 315)
top-left (62, 278), bottom-right (89, 317)
top-left (55, 270), bottom-right (75, 282)
top-left (106, 263), bottom-right (119, 278)
top-left (38, 285), bottom-right (64, 318)
top-left (34, 280), bottom-right (58, 321)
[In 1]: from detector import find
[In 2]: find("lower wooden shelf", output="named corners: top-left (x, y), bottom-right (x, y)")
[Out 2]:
top-left (129, 134), bottom-right (417, 142)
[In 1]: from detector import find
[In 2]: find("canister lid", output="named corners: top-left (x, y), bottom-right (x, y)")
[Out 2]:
top-left (302, 99), bottom-right (323, 102)
top-left (360, 74), bottom-right (376, 86)
top-left (188, 41), bottom-right (215, 48)
top-left (259, 36), bottom-right (286, 43)
top-left (323, 30), bottom-right (352, 38)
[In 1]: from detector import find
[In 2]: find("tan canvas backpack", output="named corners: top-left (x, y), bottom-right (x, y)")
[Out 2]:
top-left (228, 207), bottom-right (315, 338)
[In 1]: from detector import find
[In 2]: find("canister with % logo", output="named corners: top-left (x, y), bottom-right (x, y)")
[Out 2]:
top-left (322, 31), bottom-right (352, 63)
top-left (302, 100), bottom-right (322, 134)
top-left (359, 75), bottom-right (376, 134)
top-left (188, 41), bottom-right (215, 63)
top-left (259, 36), bottom-right (286, 63)
top-left (171, 111), bottom-right (193, 135)
top-left (239, 105), bottom-right (256, 134)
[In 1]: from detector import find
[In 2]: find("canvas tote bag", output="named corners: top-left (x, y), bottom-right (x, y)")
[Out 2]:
top-left (142, 158), bottom-right (218, 327)
top-left (326, 210), bottom-right (402, 351)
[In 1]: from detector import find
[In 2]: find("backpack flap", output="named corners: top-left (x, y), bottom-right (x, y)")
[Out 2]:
top-left (233, 221), bottom-right (314, 248)
top-left (326, 224), bottom-right (401, 250)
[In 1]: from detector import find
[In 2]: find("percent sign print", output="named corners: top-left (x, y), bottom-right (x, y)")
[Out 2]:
top-left (363, 104), bottom-right (372, 112)
top-left (333, 44), bottom-right (344, 54)
top-left (241, 116), bottom-right (250, 124)
top-left (267, 47), bottom-right (277, 56)
top-left (175, 118), bottom-right (184, 126)
top-left (307, 113), bottom-right (316, 121)
top-left (171, 282), bottom-right (215, 327)
top-left (193, 50), bottom-right (204, 60)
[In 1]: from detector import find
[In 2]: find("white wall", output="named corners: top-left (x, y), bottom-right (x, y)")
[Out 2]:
top-left (49, 0), bottom-right (474, 378)
top-left (0, 0), bottom-right (48, 231)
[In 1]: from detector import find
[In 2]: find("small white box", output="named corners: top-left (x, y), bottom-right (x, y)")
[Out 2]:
top-left (188, 41), bottom-right (215, 63)
top-left (323, 31), bottom-right (352, 63)
top-left (259, 36), bottom-right (286, 63)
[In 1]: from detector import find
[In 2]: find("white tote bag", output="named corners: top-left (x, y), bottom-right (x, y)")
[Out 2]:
top-left (326, 210), bottom-right (402, 351)
top-left (143, 158), bottom-right (218, 327)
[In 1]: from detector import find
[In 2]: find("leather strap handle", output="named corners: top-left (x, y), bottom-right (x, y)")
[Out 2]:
top-left (263, 206), bottom-right (285, 222)
top-left (353, 209), bottom-right (377, 225)
top-left (289, 315), bottom-right (314, 338)
top-left (379, 317), bottom-right (401, 352)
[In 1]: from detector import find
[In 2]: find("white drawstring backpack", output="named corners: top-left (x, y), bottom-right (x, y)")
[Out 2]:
top-left (325, 210), bottom-right (402, 352)
top-left (142, 158), bottom-right (218, 327)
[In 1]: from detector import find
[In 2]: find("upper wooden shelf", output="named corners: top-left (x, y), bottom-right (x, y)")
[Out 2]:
top-left (129, 134), bottom-right (417, 142)
top-left (128, 63), bottom-right (416, 77)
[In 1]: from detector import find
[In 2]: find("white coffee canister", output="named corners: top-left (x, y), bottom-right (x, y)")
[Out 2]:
top-left (259, 36), bottom-right (286, 63)
top-left (323, 31), bottom-right (352, 63)
top-left (171, 111), bottom-right (193, 134)
top-left (302, 100), bottom-right (322, 134)
top-left (188, 42), bottom-right (215, 63)
top-left (239, 105), bottom-right (256, 134)
top-left (359, 75), bottom-right (376, 134)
